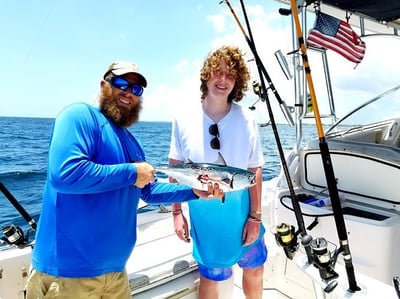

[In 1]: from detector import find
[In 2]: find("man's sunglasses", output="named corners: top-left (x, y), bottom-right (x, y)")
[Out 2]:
top-left (105, 76), bottom-right (144, 97)
top-left (209, 124), bottom-right (220, 150)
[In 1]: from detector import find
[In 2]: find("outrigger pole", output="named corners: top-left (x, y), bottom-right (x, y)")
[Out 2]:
top-left (221, 0), bottom-right (314, 264)
top-left (288, 0), bottom-right (360, 292)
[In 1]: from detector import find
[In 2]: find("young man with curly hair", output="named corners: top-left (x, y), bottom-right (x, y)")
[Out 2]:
top-left (169, 46), bottom-right (267, 299)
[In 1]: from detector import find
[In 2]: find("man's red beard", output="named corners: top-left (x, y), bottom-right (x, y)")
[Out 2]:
top-left (99, 84), bottom-right (142, 128)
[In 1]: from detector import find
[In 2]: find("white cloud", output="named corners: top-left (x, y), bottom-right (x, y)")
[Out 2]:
top-left (140, 59), bottom-right (202, 122)
top-left (140, 5), bottom-right (296, 123)
top-left (3, 1), bottom-right (397, 123)
top-left (135, 4), bottom-right (400, 124)
top-left (207, 14), bottom-right (226, 33)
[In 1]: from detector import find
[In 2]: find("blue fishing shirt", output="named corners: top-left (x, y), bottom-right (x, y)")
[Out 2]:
top-left (32, 103), bottom-right (197, 278)
top-left (189, 189), bottom-right (265, 268)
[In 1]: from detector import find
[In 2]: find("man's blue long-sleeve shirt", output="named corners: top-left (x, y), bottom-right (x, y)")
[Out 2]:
top-left (32, 103), bottom-right (196, 278)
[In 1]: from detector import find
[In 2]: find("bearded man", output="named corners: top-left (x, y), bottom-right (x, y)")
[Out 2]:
top-left (25, 62), bottom-right (223, 299)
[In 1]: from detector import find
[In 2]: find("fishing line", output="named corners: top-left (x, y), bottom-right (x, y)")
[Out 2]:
top-left (221, 0), bottom-right (314, 264)
top-left (289, 0), bottom-right (360, 292)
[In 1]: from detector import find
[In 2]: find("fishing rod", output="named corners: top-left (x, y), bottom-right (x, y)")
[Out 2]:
top-left (0, 182), bottom-right (36, 230)
top-left (289, 0), bottom-right (360, 292)
top-left (221, 0), bottom-right (314, 264)
top-left (220, 0), bottom-right (294, 127)
top-left (0, 181), bottom-right (36, 247)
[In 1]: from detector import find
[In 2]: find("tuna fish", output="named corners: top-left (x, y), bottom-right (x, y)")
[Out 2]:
top-left (156, 154), bottom-right (256, 193)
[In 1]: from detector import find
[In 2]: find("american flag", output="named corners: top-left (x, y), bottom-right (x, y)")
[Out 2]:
top-left (306, 13), bottom-right (366, 63)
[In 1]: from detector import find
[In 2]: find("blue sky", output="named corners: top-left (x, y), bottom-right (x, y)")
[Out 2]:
top-left (1, 1), bottom-right (399, 123)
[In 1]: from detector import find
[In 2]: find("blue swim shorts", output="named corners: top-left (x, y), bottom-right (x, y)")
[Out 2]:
top-left (197, 238), bottom-right (268, 281)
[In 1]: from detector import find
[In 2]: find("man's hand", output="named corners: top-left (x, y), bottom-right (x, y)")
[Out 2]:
top-left (193, 182), bottom-right (225, 200)
top-left (134, 162), bottom-right (155, 188)
top-left (173, 212), bottom-right (190, 243)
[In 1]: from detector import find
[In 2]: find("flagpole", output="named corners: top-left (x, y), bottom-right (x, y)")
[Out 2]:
top-left (289, 0), bottom-right (360, 292)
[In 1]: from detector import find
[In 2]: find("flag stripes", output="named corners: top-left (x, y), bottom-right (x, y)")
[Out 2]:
top-left (307, 13), bottom-right (366, 63)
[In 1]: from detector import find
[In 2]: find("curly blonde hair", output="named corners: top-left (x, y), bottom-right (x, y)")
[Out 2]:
top-left (200, 45), bottom-right (250, 102)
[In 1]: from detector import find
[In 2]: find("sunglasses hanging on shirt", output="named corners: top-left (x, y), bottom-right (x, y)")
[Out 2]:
top-left (209, 124), bottom-right (220, 150)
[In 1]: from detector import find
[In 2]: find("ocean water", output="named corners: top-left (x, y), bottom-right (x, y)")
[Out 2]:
top-left (0, 116), bottom-right (317, 238)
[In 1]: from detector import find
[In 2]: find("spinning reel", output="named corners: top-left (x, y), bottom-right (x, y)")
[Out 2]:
top-left (1, 224), bottom-right (33, 248)
top-left (0, 182), bottom-right (36, 248)
top-left (275, 223), bottom-right (298, 260)
top-left (310, 237), bottom-right (338, 281)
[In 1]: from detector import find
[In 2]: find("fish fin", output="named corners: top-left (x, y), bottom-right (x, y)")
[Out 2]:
top-left (214, 152), bottom-right (227, 166)
top-left (229, 173), bottom-right (238, 189)
top-left (221, 177), bottom-right (232, 185)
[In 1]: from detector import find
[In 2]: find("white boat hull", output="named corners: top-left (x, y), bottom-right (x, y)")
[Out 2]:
top-left (2, 183), bottom-right (398, 299)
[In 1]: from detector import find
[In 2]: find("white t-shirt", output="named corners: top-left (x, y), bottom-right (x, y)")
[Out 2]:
top-left (169, 102), bottom-right (265, 168)
top-left (168, 101), bottom-right (266, 267)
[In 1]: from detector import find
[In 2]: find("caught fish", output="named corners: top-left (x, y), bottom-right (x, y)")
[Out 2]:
top-left (156, 154), bottom-right (256, 193)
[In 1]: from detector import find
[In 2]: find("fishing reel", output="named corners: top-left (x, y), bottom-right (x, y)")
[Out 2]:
top-left (1, 224), bottom-right (33, 248)
top-left (275, 223), bottom-right (298, 260)
top-left (0, 182), bottom-right (36, 248)
top-left (248, 81), bottom-right (266, 111)
top-left (310, 237), bottom-right (338, 282)
top-left (252, 81), bottom-right (263, 97)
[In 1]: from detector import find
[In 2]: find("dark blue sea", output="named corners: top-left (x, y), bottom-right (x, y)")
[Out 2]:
top-left (0, 116), bottom-right (317, 239)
